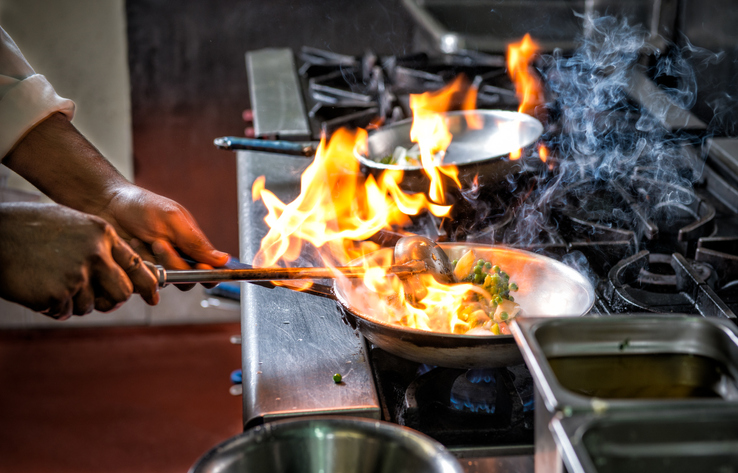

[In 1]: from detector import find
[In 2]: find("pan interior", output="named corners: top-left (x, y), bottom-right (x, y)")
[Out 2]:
top-left (357, 110), bottom-right (544, 170)
top-left (333, 243), bottom-right (595, 337)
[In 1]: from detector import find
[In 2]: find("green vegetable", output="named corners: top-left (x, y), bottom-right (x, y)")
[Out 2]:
top-left (379, 155), bottom-right (395, 164)
top-left (453, 253), bottom-right (521, 333)
top-left (333, 373), bottom-right (342, 383)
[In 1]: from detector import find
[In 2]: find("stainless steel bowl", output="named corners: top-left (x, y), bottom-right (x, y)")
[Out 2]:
top-left (189, 416), bottom-right (463, 473)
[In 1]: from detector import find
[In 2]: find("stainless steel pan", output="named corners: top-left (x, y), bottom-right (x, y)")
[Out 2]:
top-left (215, 110), bottom-right (543, 192)
top-left (329, 243), bottom-right (594, 368)
top-left (355, 110), bottom-right (543, 192)
top-left (196, 243), bottom-right (592, 369)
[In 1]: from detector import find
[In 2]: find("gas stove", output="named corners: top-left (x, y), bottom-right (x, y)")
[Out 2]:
top-left (233, 38), bottom-right (738, 472)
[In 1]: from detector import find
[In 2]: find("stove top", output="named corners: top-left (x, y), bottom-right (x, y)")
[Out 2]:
top-left (235, 39), bottom-right (738, 463)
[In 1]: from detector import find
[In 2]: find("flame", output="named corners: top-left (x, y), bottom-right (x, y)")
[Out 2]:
top-left (355, 250), bottom-right (496, 333)
top-left (409, 75), bottom-right (479, 203)
top-left (538, 145), bottom-right (549, 163)
top-left (252, 128), bottom-right (451, 269)
top-left (251, 76), bottom-right (502, 333)
top-left (507, 34), bottom-right (544, 116)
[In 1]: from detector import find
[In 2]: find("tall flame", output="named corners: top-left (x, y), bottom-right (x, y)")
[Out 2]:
top-left (409, 75), bottom-right (478, 203)
top-left (507, 33), bottom-right (544, 116)
top-left (252, 128), bottom-right (451, 268)
top-left (250, 75), bottom-right (510, 334)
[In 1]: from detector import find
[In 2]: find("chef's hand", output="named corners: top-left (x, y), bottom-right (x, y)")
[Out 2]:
top-left (94, 184), bottom-right (229, 290)
top-left (2, 113), bottom-right (229, 291)
top-left (0, 202), bottom-right (159, 319)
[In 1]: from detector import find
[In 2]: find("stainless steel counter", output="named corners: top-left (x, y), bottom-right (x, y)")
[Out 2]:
top-left (236, 150), bottom-right (381, 428)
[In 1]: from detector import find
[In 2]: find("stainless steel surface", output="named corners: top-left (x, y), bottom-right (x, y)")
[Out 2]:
top-left (403, 0), bottom-right (674, 54)
top-left (458, 454), bottom-right (534, 473)
top-left (246, 48), bottom-right (311, 139)
top-left (150, 261), bottom-right (426, 286)
top-left (708, 138), bottom-right (738, 177)
top-left (394, 235), bottom-right (454, 284)
top-left (511, 315), bottom-right (738, 473)
top-left (402, 0), bottom-right (585, 53)
top-left (550, 408), bottom-right (738, 473)
top-left (189, 416), bottom-right (463, 473)
top-left (333, 244), bottom-right (595, 369)
top-left (627, 69), bottom-right (707, 132)
top-left (237, 150), bottom-right (380, 428)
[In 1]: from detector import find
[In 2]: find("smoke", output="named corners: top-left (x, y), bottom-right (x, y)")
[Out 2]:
top-left (494, 13), bottom-right (717, 252)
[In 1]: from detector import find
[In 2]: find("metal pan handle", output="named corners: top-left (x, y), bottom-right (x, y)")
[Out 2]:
top-left (214, 136), bottom-right (317, 157)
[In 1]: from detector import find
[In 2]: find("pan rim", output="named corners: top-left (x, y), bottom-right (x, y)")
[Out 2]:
top-left (354, 109), bottom-right (544, 171)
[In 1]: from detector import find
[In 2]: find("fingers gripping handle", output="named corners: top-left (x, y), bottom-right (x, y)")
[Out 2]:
top-left (144, 262), bottom-right (168, 287)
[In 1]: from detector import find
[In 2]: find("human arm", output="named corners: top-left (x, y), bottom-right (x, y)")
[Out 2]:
top-left (2, 112), bottom-right (229, 271)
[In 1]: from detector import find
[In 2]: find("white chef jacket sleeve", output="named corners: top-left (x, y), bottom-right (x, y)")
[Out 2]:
top-left (0, 26), bottom-right (75, 159)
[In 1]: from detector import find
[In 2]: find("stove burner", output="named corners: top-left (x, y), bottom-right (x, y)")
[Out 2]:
top-left (368, 346), bottom-right (533, 447)
top-left (297, 47), bottom-right (517, 137)
top-left (605, 250), bottom-right (734, 318)
top-left (450, 369), bottom-right (498, 414)
top-left (696, 237), bottom-right (738, 286)
top-left (625, 176), bottom-right (717, 256)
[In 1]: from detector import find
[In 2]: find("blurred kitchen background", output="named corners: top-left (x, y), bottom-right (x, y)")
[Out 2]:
top-left (0, 0), bottom-right (736, 326)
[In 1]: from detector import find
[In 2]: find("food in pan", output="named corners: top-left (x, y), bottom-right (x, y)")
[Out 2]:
top-left (449, 248), bottom-right (521, 335)
top-left (378, 144), bottom-right (445, 166)
top-left (379, 248), bottom-right (521, 336)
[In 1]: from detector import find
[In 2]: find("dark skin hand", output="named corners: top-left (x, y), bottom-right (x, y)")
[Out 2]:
top-left (1, 113), bottom-right (229, 317)
top-left (0, 203), bottom-right (158, 319)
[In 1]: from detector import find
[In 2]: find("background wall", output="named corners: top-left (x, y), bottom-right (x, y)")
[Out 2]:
top-left (0, 0), bottom-right (134, 190)
top-left (126, 0), bottom-right (416, 257)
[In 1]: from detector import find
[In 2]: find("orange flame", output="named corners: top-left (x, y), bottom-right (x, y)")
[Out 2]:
top-left (538, 145), bottom-right (549, 163)
top-left (252, 128), bottom-right (451, 268)
top-left (507, 34), bottom-right (544, 116)
top-left (409, 75), bottom-right (479, 203)
top-left (353, 249), bottom-right (500, 334)
top-left (251, 75), bottom-right (510, 334)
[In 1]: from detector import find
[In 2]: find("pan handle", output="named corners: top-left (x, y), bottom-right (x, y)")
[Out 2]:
top-left (147, 257), bottom-right (338, 300)
top-left (220, 259), bottom-right (339, 302)
top-left (219, 260), bottom-right (339, 301)
top-left (214, 136), bottom-right (317, 157)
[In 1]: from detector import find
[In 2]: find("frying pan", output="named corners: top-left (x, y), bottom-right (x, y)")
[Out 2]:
top-left (327, 243), bottom-right (594, 369)
top-left (215, 110), bottom-right (543, 192)
top-left (197, 243), bottom-right (592, 369)
top-left (355, 110), bottom-right (543, 192)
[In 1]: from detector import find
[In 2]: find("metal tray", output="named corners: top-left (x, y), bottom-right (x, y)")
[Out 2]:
top-left (510, 315), bottom-right (738, 473)
top-left (550, 408), bottom-right (738, 473)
